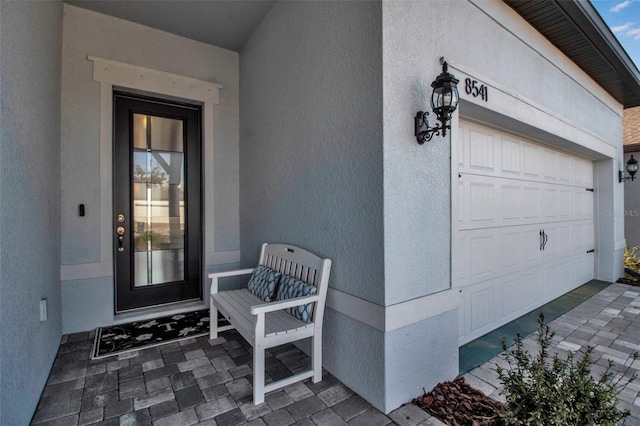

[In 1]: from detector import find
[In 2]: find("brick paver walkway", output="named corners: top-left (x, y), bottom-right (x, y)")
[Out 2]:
top-left (34, 283), bottom-right (640, 425)
top-left (463, 283), bottom-right (640, 424)
top-left (31, 327), bottom-right (441, 425)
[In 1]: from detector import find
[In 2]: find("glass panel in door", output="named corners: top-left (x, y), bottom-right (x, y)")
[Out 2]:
top-left (132, 114), bottom-right (185, 286)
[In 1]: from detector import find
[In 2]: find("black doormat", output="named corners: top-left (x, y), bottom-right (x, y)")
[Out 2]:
top-left (91, 309), bottom-right (230, 359)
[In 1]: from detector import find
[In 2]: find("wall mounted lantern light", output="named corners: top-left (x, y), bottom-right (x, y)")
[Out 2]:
top-left (414, 61), bottom-right (460, 144)
top-left (620, 155), bottom-right (638, 182)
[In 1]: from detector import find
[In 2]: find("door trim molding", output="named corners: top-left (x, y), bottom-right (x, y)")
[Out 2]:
top-left (88, 56), bottom-right (222, 103)
top-left (66, 57), bottom-right (223, 288)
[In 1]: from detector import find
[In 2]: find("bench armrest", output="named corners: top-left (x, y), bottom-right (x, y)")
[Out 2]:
top-left (250, 295), bottom-right (319, 315)
top-left (209, 268), bottom-right (255, 295)
top-left (208, 268), bottom-right (255, 279)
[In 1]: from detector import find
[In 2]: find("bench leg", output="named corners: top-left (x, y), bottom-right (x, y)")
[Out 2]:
top-left (253, 345), bottom-right (265, 404)
top-left (312, 333), bottom-right (322, 383)
top-left (209, 298), bottom-right (218, 340)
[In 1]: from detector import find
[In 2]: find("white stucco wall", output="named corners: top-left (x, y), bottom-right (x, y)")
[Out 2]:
top-left (60, 4), bottom-right (240, 333)
top-left (0, 1), bottom-right (63, 423)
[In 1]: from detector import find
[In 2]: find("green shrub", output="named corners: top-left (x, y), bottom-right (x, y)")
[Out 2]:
top-left (496, 314), bottom-right (637, 425)
top-left (624, 245), bottom-right (640, 272)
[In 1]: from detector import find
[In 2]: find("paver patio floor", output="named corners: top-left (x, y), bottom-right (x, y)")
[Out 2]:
top-left (33, 283), bottom-right (640, 425)
top-left (31, 327), bottom-right (441, 426)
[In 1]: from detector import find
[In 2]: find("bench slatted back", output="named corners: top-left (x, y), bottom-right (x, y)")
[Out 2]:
top-left (258, 243), bottom-right (331, 326)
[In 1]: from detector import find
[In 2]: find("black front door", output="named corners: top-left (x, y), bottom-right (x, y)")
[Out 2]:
top-left (113, 92), bottom-right (202, 312)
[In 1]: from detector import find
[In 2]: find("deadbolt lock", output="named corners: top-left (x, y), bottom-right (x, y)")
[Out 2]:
top-left (117, 214), bottom-right (125, 223)
top-left (116, 226), bottom-right (125, 235)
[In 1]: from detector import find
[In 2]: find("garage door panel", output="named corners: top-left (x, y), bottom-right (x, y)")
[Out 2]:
top-left (459, 256), bottom-right (588, 344)
top-left (460, 124), bottom-right (594, 189)
top-left (459, 175), bottom-right (591, 231)
top-left (541, 265), bottom-right (559, 300)
top-left (559, 189), bottom-right (572, 217)
top-left (571, 221), bottom-right (595, 253)
top-left (470, 234), bottom-right (496, 278)
top-left (457, 121), bottom-right (594, 346)
top-left (573, 253), bottom-right (594, 287)
top-left (543, 188), bottom-right (558, 218)
top-left (556, 224), bottom-right (572, 255)
top-left (500, 138), bottom-right (522, 175)
top-left (501, 232), bottom-right (522, 269)
top-left (558, 154), bottom-right (573, 183)
top-left (501, 185), bottom-right (521, 220)
top-left (544, 150), bottom-right (559, 181)
top-left (468, 128), bottom-right (497, 173)
top-left (502, 272), bottom-right (539, 318)
top-left (522, 228), bottom-right (542, 265)
top-left (523, 186), bottom-right (542, 219)
top-left (574, 190), bottom-right (594, 218)
top-left (469, 182), bottom-right (495, 223)
top-left (559, 260), bottom-right (573, 292)
top-left (574, 158), bottom-right (594, 187)
top-left (457, 180), bottom-right (465, 224)
top-left (460, 225), bottom-right (544, 287)
top-left (524, 145), bottom-right (544, 179)
top-left (470, 286), bottom-right (496, 334)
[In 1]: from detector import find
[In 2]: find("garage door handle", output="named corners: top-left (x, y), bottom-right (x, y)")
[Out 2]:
top-left (540, 229), bottom-right (549, 251)
top-left (540, 230), bottom-right (544, 251)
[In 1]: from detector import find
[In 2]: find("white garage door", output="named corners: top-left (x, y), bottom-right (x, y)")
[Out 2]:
top-left (456, 122), bottom-right (595, 345)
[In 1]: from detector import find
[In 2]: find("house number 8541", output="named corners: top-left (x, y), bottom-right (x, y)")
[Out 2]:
top-left (465, 78), bottom-right (489, 102)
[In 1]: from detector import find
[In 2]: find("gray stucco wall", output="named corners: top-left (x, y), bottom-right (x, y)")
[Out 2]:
top-left (0, 1), bottom-right (63, 424)
top-left (239, 1), bottom-right (384, 302)
top-left (60, 4), bottom-right (240, 332)
top-left (385, 310), bottom-right (458, 411)
top-left (239, 0), bottom-right (385, 408)
top-left (381, 0), bottom-right (623, 306)
top-left (379, 0), bottom-right (623, 411)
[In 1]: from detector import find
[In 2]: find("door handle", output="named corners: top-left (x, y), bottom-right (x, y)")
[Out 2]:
top-left (540, 229), bottom-right (549, 251)
top-left (116, 226), bottom-right (125, 253)
top-left (540, 230), bottom-right (544, 251)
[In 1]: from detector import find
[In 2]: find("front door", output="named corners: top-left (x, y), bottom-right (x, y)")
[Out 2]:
top-left (113, 92), bottom-right (202, 312)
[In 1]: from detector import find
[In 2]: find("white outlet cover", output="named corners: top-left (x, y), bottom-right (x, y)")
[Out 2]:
top-left (40, 299), bottom-right (47, 322)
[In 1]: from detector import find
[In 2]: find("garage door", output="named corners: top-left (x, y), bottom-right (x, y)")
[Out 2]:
top-left (456, 122), bottom-right (595, 345)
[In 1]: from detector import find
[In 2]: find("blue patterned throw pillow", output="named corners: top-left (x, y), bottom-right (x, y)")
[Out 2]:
top-left (247, 265), bottom-right (281, 302)
top-left (276, 275), bottom-right (317, 323)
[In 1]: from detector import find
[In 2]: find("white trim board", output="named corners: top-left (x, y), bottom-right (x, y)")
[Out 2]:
top-left (88, 56), bottom-right (222, 103)
top-left (326, 288), bottom-right (459, 333)
top-left (450, 63), bottom-right (616, 161)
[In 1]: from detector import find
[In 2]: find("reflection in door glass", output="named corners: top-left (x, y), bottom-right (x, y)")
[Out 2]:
top-left (132, 114), bottom-right (185, 286)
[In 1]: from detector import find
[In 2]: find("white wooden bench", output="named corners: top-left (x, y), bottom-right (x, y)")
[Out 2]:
top-left (209, 243), bottom-right (332, 404)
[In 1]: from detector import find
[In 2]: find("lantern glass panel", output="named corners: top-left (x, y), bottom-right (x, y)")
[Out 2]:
top-left (431, 88), bottom-right (443, 110)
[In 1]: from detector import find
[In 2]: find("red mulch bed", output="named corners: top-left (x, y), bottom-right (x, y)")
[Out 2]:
top-left (617, 277), bottom-right (640, 286)
top-left (413, 376), bottom-right (506, 426)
